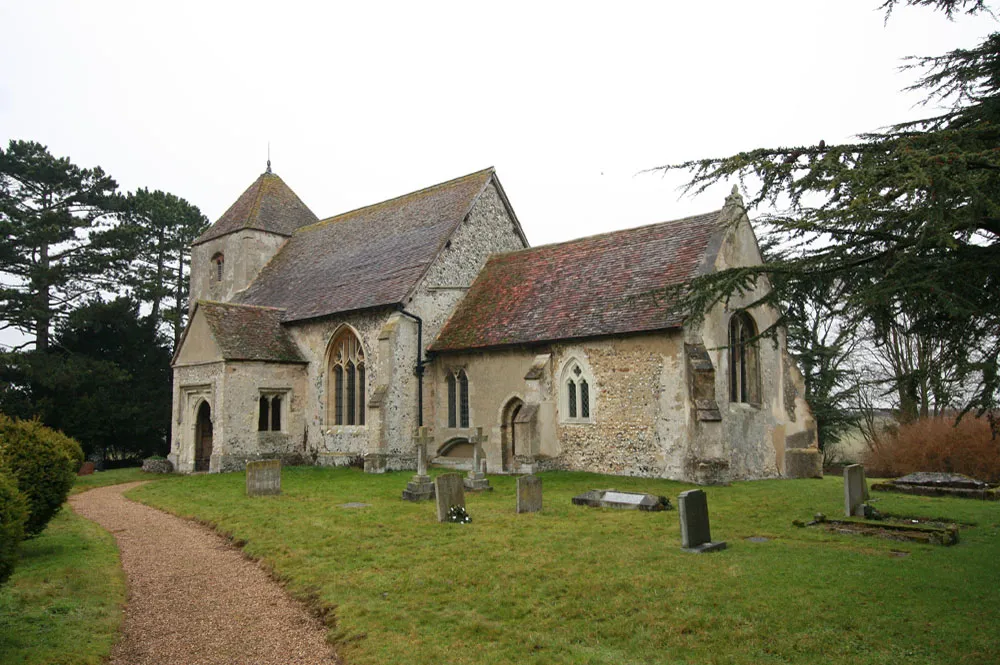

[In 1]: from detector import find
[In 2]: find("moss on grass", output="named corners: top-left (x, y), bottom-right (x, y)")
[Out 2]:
top-left (128, 468), bottom-right (1000, 665)
top-left (0, 508), bottom-right (125, 665)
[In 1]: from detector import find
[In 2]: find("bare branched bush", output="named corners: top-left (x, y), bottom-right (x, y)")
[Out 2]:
top-left (862, 416), bottom-right (1000, 482)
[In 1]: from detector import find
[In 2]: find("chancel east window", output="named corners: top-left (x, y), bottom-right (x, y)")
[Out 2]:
top-left (446, 369), bottom-right (470, 428)
top-left (729, 312), bottom-right (761, 405)
top-left (561, 359), bottom-right (594, 423)
top-left (211, 253), bottom-right (224, 282)
top-left (257, 392), bottom-right (285, 432)
top-left (328, 329), bottom-right (366, 426)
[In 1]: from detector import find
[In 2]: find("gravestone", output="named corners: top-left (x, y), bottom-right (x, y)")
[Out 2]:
top-left (843, 464), bottom-right (869, 517)
top-left (516, 475), bottom-right (542, 513)
top-left (246, 459), bottom-right (281, 496)
top-left (678, 489), bottom-right (726, 553)
top-left (77, 461), bottom-right (95, 476)
top-left (402, 427), bottom-right (436, 501)
top-left (464, 428), bottom-right (493, 492)
top-left (434, 473), bottom-right (466, 522)
top-left (571, 489), bottom-right (670, 511)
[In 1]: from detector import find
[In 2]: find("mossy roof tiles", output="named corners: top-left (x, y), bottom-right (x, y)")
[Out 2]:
top-left (195, 172), bottom-right (318, 245)
top-left (430, 210), bottom-right (725, 352)
top-left (238, 168), bottom-right (495, 322)
top-left (199, 301), bottom-right (305, 362)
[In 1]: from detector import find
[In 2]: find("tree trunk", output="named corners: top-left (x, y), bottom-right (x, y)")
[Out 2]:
top-left (35, 241), bottom-right (50, 352)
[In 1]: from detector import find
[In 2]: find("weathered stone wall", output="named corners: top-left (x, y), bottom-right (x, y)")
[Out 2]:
top-left (692, 204), bottom-right (817, 480)
top-left (553, 335), bottom-right (686, 478)
top-left (190, 230), bottom-right (288, 309)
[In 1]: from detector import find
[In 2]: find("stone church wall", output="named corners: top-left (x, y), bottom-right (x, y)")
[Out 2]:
top-left (190, 230), bottom-right (288, 309)
top-left (170, 362), bottom-right (223, 473)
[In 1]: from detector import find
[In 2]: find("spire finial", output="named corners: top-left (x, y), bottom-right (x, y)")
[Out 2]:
top-left (266, 142), bottom-right (272, 174)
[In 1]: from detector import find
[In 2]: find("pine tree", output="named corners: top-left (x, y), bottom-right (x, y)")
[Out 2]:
top-left (657, 0), bottom-right (1000, 421)
top-left (0, 141), bottom-right (125, 351)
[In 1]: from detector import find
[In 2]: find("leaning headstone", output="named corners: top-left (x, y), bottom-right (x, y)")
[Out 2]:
top-left (516, 475), bottom-right (542, 513)
top-left (678, 489), bottom-right (726, 553)
top-left (434, 473), bottom-right (466, 523)
top-left (246, 459), bottom-right (281, 496)
top-left (843, 464), bottom-right (869, 517)
top-left (402, 427), bottom-right (436, 501)
top-left (463, 428), bottom-right (493, 492)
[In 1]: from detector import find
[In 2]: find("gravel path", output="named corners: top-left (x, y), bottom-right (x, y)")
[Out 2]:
top-left (70, 483), bottom-right (337, 665)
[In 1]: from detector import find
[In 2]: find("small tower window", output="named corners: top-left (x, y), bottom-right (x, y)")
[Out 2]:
top-left (211, 253), bottom-right (225, 282)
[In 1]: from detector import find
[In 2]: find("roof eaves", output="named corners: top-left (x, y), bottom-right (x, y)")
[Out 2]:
top-left (429, 322), bottom-right (685, 355)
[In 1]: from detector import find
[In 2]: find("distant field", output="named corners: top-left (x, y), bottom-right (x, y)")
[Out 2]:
top-left (128, 467), bottom-right (1000, 665)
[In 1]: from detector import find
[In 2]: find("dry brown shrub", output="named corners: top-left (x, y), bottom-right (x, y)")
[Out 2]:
top-left (862, 416), bottom-right (1000, 482)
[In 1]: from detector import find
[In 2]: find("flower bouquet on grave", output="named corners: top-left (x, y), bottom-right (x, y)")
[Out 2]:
top-left (446, 505), bottom-right (471, 524)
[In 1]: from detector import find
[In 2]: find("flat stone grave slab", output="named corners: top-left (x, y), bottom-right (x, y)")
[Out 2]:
top-left (434, 473), bottom-right (466, 523)
top-left (516, 475), bottom-right (542, 513)
top-left (339, 502), bottom-right (371, 509)
top-left (571, 489), bottom-right (671, 512)
top-left (246, 459), bottom-right (281, 496)
top-left (872, 471), bottom-right (998, 500)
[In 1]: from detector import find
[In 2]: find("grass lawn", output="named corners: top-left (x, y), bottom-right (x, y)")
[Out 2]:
top-left (0, 508), bottom-right (126, 665)
top-left (128, 468), bottom-right (1000, 665)
top-left (70, 467), bottom-right (150, 495)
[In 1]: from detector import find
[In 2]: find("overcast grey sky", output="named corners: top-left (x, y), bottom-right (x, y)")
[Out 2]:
top-left (1, 1), bottom-right (996, 247)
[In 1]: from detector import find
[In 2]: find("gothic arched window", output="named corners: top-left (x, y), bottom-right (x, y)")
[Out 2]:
top-left (328, 329), bottom-right (366, 426)
top-left (445, 368), bottom-right (470, 428)
top-left (561, 359), bottom-right (594, 423)
top-left (729, 312), bottom-right (761, 405)
top-left (211, 252), bottom-right (224, 282)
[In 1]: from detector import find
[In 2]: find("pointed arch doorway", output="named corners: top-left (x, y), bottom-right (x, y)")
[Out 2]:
top-left (194, 401), bottom-right (213, 472)
top-left (501, 397), bottom-right (524, 472)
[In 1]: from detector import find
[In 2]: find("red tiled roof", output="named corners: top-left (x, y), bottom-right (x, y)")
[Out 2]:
top-left (430, 210), bottom-right (725, 352)
top-left (198, 301), bottom-right (305, 362)
top-left (238, 168), bottom-right (496, 322)
top-left (195, 172), bottom-right (318, 245)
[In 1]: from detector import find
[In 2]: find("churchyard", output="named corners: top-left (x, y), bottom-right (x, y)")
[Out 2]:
top-left (97, 467), bottom-right (1000, 665)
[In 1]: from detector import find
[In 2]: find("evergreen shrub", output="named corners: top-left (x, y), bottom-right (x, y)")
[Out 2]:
top-left (0, 415), bottom-right (81, 536)
top-left (0, 469), bottom-right (28, 584)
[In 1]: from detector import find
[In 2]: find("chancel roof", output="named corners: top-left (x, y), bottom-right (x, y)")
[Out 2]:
top-left (237, 168), bottom-right (497, 322)
top-left (194, 171), bottom-right (318, 245)
top-left (198, 301), bottom-right (305, 362)
top-left (430, 210), bottom-right (727, 352)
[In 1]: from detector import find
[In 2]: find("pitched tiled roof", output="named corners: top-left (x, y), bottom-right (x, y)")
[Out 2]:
top-left (195, 172), bottom-right (318, 245)
top-left (238, 168), bottom-right (496, 322)
top-left (430, 210), bottom-right (726, 352)
top-left (199, 301), bottom-right (305, 362)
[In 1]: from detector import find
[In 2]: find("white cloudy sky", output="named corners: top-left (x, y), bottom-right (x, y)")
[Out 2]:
top-left (0, 1), bottom-right (996, 248)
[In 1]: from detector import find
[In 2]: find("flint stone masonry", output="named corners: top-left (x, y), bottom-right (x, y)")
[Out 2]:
top-left (679, 489), bottom-right (726, 553)
top-left (516, 475), bottom-right (542, 513)
top-left (844, 464), bottom-right (869, 517)
top-left (141, 458), bottom-right (173, 474)
top-left (434, 473), bottom-right (466, 522)
top-left (246, 459), bottom-right (281, 496)
top-left (572, 489), bottom-right (670, 512)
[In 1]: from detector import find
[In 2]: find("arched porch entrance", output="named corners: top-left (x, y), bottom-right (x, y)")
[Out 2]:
top-left (194, 401), bottom-right (213, 472)
top-left (501, 397), bottom-right (524, 472)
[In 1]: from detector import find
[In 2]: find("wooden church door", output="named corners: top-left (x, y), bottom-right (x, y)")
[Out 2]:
top-left (194, 401), bottom-right (213, 472)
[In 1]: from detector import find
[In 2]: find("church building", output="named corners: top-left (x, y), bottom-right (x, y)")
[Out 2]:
top-left (169, 166), bottom-right (822, 483)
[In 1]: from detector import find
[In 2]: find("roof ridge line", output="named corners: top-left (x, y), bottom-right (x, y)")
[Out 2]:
top-left (298, 167), bottom-right (495, 234)
top-left (199, 299), bottom-right (287, 312)
top-left (487, 208), bottom-right (724, 259)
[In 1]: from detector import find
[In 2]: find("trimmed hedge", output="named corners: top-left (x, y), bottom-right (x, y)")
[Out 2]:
top-left (0, 469), bottom-right (28, 584)
top-left (0, 416), bottom-right (82, 537)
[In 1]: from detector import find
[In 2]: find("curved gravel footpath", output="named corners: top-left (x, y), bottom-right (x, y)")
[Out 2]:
top-left (70, 482), bottom-right (337, 665)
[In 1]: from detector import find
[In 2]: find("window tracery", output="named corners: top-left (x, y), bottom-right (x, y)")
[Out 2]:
top-left (561, 359), bottom-right (594, 423)
top-left (328, 329), bottom-right (366, 426)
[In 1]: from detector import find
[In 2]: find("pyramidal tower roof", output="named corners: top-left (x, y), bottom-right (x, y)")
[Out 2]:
top-left (194, 169), bottom-right (318, 245)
